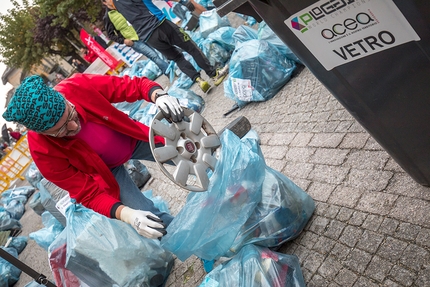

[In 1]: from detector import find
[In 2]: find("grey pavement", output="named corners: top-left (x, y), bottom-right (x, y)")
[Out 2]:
top-left (10, 12), bottom-right (430, 287)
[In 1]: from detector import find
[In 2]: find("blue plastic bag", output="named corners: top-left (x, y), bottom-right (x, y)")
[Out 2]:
top-left (162, 130), bottom-right (314, 261)
top-left (142, 190), bottom-right (170, 214)
top-left (29, 211), bottom-right (64, 251)
top-left (198, 38), bottom-right (232, 68)
top-left (199, 245), bottom-right (306, 287)
top-left (257, 21), bottom-right (302, 64)
top-left (224, 39), bottom-right (296, 108)
top-left (232, 25), bottom-right (258, 45)
top-left (25, 162), bottom-right (44, 188)
top-left (0, 247), bottom-right (21, 286)
top-left (161, 130), bottom-right (265, 261)
top-left (65, 204), bottom-right (174, 287)
top-left (206, 26), bottom-right (237, 53)
top-left (199, 9), bottom-right (231, 38)
top-left (167, 86), bottom-right (205, 113)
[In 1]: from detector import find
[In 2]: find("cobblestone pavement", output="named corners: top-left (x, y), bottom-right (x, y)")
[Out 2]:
top-left (11, 13), bottom-right (430, 287)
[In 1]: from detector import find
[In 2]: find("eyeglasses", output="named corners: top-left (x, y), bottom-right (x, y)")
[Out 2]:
top-left (48, 103), bottom-right (76, 137)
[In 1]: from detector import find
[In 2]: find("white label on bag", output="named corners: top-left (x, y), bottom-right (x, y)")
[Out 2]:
top-left (231, 77), bottom-right (253, 102)
top-left (284, 0), bottom-right (420, 70)
top-left (56, 194), bottom-right (73, 217)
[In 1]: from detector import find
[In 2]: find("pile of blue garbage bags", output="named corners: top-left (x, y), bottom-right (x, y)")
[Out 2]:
top-left (0, 6), bottom-right (312, 287)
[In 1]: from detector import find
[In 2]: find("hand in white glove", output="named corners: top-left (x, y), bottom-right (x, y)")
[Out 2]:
top-left (120, 207), bottom-right (167, 239)
top-left (155, 93), bottom-right (184, 123)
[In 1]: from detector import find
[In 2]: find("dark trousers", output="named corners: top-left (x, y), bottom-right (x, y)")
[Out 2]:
top-left (147, 19), bottom-right (216, 81)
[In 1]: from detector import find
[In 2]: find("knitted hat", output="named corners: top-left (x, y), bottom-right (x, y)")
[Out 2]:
top-left (2, 75), bottom-right (66, 132)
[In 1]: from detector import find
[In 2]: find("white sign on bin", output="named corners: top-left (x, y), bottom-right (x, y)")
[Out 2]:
top-left (284, 0), bottom-right (420, 70)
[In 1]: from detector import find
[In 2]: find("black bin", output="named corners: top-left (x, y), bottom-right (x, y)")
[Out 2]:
top-left (216, 0), bottom-right (430, 186)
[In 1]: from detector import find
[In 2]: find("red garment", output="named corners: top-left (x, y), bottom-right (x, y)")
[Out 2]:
top-left (28, 73), bottom-right (164, 218)
top-left (83, 49), bottom-right (98, 63)
top-left (9, 131), bottom-right (21, 141)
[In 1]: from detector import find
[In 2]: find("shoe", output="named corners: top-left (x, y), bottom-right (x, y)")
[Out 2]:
top-left (196, 77), bottom-right (211, 93)
top-left (212, 64), bottom-right (229, 86)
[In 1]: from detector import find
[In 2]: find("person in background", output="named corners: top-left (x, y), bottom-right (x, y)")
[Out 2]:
top-left (72, 59), bottom-right (87, 73)
top-left (7, 128), bottom-right (21, 141)
top-left (80, 47), bottom-right (98, 63)
top-left (101, 0), bottom-right (228, 93)
top-left (103, 8), bottom-right (171, 76)
top-left (3, 74), bottom-right (184, 239)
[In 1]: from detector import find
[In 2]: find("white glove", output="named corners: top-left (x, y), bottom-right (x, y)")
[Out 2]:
top-left (120, 207), bottom-right (167, 239)
top-left (155, 93), bottom-right (184, 123)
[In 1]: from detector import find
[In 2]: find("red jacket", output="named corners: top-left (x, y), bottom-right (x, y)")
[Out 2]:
top-left (28, 73), bottom-right (164, 218)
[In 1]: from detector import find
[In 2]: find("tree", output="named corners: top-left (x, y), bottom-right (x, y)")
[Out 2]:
top-left (0, 0), bottom-right (43, 70)
top-left (35, 0), bottom-right (104, 28)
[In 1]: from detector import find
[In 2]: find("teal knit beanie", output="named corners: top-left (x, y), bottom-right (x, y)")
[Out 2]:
top-left (2, 75), bottom-right (66, 132)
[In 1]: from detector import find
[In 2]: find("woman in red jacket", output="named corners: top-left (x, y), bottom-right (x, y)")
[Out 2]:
top-left (3, 74), bottom-right (184, 239)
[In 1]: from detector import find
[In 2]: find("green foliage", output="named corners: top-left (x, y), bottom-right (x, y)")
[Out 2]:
top-left (0, 0), bottom-right (105, 70)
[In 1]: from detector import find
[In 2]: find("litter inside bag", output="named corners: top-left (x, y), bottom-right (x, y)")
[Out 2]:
top-left (65, 204), bottom-right (174, 287)
top-left (224, 39), bottom-right (296, 108)
top-left (198, 38), bottom-right (232, 68)
top-left (199, 245), bottom-right (306, 287)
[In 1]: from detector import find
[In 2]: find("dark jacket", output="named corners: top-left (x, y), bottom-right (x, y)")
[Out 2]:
top-left (113, 0), bottom-right (165, 42)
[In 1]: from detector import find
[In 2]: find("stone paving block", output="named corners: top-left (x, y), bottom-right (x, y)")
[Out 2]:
top-left (310, 148), bottom-right (349, 165)
top-left (283, 162), bottom-right (314, 180)
top-left (356, 230), bottom-right (384, 253)
top-left (361, 214), bottom-right (384, 232)
top-left (353, 276), bottom-right (379, 287)
top-left (260, 145), bottom-right (288, 160)
top-left (399, 244), bottom-right (429, 271)
top-left (328, 185), bottom-right (363, 208)
top-left (339, 225), bottom-right (363, 247)
top-left (308, 216), bottom-right (330, 234)
top-left (324, 220), bottom-right (347, 240)
top-left (376, 236), bottom-right (408, 262)
top-left (363, 136), bottom-right (385, 150)
top-left (309, 164), bottom-right (350, 185)
top-left (394, 222), bottom-right (421, 241)
top-left (324, 204), bottom-right (341, 219)
top-left (269, 132), bottom-right (296, 146)
top-left (390, 196), bottom-right (430, 227)
top-left (312, 121), bottom-right (340, 133)
top-left (290, 132), bottom-right (314, 146)
top-left (384, 158), bottom-right (405, 172)
top-left (303, 252), bottom-right (325, 273)
top-left (346, 169), bottom-right (393, 191)
top-left (415, 265), bottom-right (430, 287)
top-left (388, 265), bottom-right (416, 286)
top-left (356, 191), bottom-right (398, 215)
top-left (339, 133), bottom-right (370, 149)
top-left (345, 150), bottom-right (390, 170)
top-left (308, 133), bottom-right (345, 148)
top-left (308, 274), bottom-right (330, 287)
top-left (285, 146), bottom-right (316, 162)
top-left (348, 121), bottom-right (367, 133)
top-left (297, 230), bottom-right (320, 249)
top-left (331, 243), bottom-right (352, 261)
top-left (312, 235), bottom-right (336, 255)
top-left (365, 256), bottom-right (393, 282)
top-left (382, 279), bottom-right (402, 287)
top-left (344, 248), bottom-right (373, 273)
top-left (334, 268), bottom-right (358, 287)
top-left (318, 255), bottom-right (343, 280)
top-left (336, 207), bottom-right (354, 222)
top-left (334, 120), bottom-right (354, 132)
top-left (348, 211), bottom-right (367, 226)
top-left (416, 227), bottom-right (430, 248)
top-left (379, 217), bottom-right (400, 235)
top-left (385, 173), bottom-right (430, 201)
top-left (307, 181), bottom-right (336, 202)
